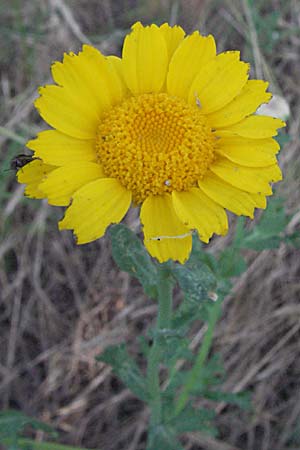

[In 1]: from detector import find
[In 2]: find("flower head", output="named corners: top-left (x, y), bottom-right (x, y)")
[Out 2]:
top-left (18, 22), bottom-right (285, 263)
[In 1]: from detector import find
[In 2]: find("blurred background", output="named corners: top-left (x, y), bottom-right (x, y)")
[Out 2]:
top-left (0, 1), bottom-right (299, 449)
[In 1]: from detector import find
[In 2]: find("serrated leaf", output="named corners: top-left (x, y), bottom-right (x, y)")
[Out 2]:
top-left (242, 198), bottom-right (289, 250)
top-left (188, 237), bottom-right (218, 280)
top-left (203, 390), bottom-right (251, 410)
top-left (164, 354), bottom-right (224, 405)
top-left (145, 326), bottom-right (192, 372)
top-left (171, 262), bottom-right (216, 304)
top-left (167, 406), bottom-right (216, 434)
top-left (161, 337), bottom-right (192, 369)
top-left (146, 425), bottom-right (184, 450)
top-left (193, 354), bottom-right (224, 389)
top-left (180, 356), bottom-right (222, 389)
top-left (171, 301), bottom-right (199, 331)
top-left (286, 231), bottom-right (300, 248)
top-left (110, 224), bottom-right (158, 298)
top-left (218, 248), bottom-right (247, 278)
top-left (96, 344), bottom-right (148, 402)
top-left (0, 410), bottom-right (56, 440)
top-left (137, 335), bottom-right (151, 358)
top-left (170, 237), bottom-right (217, 304)
top-left (243, 235), bottom-right (281, 251)
top-left (164, 371), bottom-right (189, 397)
top-left (256, 198), bottom-right (287, 235)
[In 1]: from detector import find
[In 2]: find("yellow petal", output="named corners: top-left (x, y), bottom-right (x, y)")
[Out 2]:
top-left (140, 194), bottom-right (192, 263)
top-left (36, 45), bottom-right (125, 139)
top-left (17, 159), bottom-right (55, 199)
top-left (107, 55), bottom-right (129, 98)
top-left (27, 130), bottom-right (97, 166)
top-left (159, 23), bottom-right (185, 61)
top-left (216, 115), bottom-right (286, 138)
top-left (35, 85), bottom-right (98, 139)
top-left (172, 188), bottom-right (228, 243)
top-left (59, 178), bottom-right (131, 244)
top-left (39, 162), bottom-right (105, 206)
top-left (207, 80), bottom-right (272, 128)
top-left (216, 136), bottom-right (279, 167)
top-left (167, 31), bottom-right (216, 99)
top-left (199, 171), bottom-right (267, 218)
top-left (188, 51), bottom-right (249, 113)
top-left (122, 22), bottom-right (168, 94)
top-left (210, 157), bottom-right (282, 195)
top-left (54, 45), bottom-right (126, 108)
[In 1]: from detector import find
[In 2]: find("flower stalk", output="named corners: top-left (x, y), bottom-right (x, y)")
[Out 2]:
top-left (147, 264), bottom-right (173, 427)
top-left (174, 298), bottom-right (222, 417)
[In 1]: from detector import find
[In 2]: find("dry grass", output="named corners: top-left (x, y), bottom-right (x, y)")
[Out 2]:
top-left (0, 1), bottom-right (300, 449)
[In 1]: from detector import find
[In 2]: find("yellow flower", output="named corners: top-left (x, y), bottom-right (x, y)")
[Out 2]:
top-left (18, 22), bottom-right (285, 263)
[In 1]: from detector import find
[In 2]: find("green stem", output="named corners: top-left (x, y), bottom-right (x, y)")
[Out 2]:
top-left (147, 265), bottom-right (173, 427)
top-left (156, 266), bottom-right (173, 330)
top-left (174, 299), bottom-right (222, 417)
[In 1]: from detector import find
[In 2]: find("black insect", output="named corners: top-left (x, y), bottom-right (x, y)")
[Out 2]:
top-left (10, 154), bottom-right (39, 171)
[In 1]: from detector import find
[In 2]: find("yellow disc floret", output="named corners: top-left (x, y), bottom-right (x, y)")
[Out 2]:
top-left (96, 93), bottom-right (216, 204)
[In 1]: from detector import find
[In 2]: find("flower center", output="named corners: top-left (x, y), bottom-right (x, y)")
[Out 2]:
top-left (96, 93), bottom-right (216, 204)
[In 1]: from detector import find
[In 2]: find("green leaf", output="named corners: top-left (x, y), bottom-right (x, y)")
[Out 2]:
top-left (171, 260), bottom-right (216, 305)
top-left (96, 344), bottom-right (148, 402)
top-left (0, 410), bottom-right (57, 446)
top-left (192, 354), bottom-right (224, 389)
top-left (203, 390), bottom-right (251, 410)
top-left (218, 247), bottom-right (247, 278)
top-left (0, 410), bottom-right (26, 439)
top-left (171, 301), bottom-right (200, 331)
top-left (166, 406), bottom-right (216, 434)
top-left (143, 327), bottom-right (192, 378)
top-left (286, 230), bottom-right (300, 248)
top-left (146, 425), bottom-right (184, 450)
top-left (242, 198), bottom-right (289, 250)
top-left (165, 354), bottom-right (224, 401)
top-left (2, 437), bottom-right (99, 450)
top-left (109, 224), bottom-right (158, 299)
top-left (159, 336), bottom-right (192, 369)
top-left (0, 409), bottom-right (57, 450)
